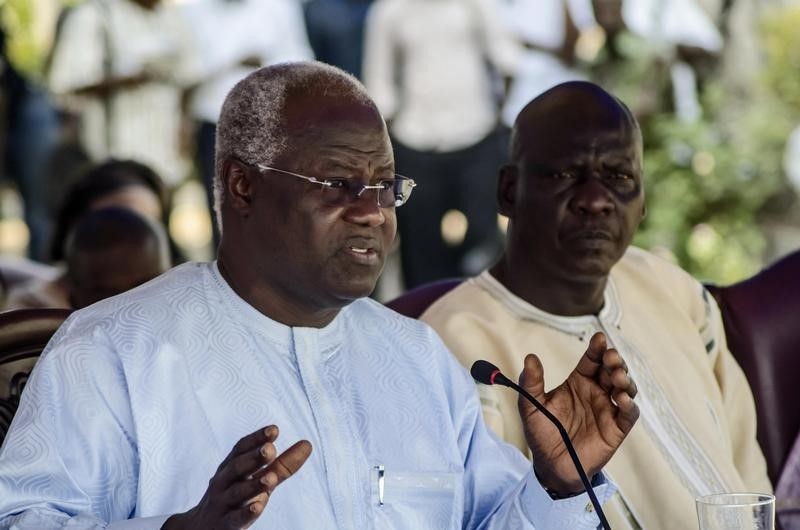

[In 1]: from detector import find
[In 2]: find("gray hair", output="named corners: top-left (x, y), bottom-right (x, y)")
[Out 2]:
top-left (213, 61), bottom-right (375, 232)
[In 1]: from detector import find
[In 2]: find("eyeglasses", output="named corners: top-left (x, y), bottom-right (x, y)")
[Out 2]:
top-left (252, 163), bottom-right (416, 208)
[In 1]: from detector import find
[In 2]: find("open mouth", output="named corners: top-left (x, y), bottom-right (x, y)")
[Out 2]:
top-left (343, 241), bottom-right (381, 265)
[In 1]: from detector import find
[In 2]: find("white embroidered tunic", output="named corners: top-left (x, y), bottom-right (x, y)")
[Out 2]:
top-left (0, 262), bottom-right (613, 529)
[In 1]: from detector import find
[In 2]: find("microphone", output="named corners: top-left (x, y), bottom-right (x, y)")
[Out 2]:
top-left (471, 360), bottom-right (611, 530)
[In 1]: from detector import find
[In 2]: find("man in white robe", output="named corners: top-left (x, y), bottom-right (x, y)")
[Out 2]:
top-left (0, 62), bottom-right (638, 529)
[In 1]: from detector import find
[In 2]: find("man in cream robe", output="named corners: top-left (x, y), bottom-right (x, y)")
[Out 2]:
top-left (422, 81), bottom-right (771, 530)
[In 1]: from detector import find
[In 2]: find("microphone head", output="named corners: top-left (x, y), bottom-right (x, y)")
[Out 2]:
top-left (471, 360), bottom-right (501, 385)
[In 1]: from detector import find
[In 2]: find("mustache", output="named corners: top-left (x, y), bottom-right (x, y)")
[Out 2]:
top-left (563, 225), bottom-right (616, 241)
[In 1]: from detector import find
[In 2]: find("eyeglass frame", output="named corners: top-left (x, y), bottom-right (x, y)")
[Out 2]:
top-left (243, 161), bottom-right (417, 208)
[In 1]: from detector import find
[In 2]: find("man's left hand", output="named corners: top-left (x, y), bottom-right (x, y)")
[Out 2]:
top-left (518, 332), bottom-right (639, 496)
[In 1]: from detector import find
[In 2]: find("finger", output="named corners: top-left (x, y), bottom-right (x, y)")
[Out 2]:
top-left (600, 349), bottom-right (638, 397)
top-left (231, 425), bottom-right (279, 456)
top-left (517, 353), bottom-right (546, 419)
top-left (218, 441), bottom-right (278, 488)
top-left (608, 366), bottom-right (631, 391)
top-left (255, 440), bottom-right (313, 487)
top-left (625, 375), bottom-right (638, 399)
top-left (596, 347), bottom-right (628, 392)
top-left (223, 471), bottom-right (277, 509)
top-left (220, 425), bottom-right (279, 470)
top-left (574, 332), bottom-right (607, 379)
top-left (222, 495), bottom-right (268, 530)
top-left (612, 389), bottom-right (639, 434)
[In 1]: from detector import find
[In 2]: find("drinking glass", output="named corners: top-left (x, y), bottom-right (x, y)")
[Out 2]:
top-left (696, 493), bottom-right (775, 530)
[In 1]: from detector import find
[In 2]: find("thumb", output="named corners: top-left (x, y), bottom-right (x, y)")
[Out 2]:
top-left (518, 353), bottom-right (546, 408)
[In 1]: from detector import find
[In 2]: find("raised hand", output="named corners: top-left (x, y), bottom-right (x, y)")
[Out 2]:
top-left (518, 332), bottom-right (638, 495)
top-left (162, 425), bottom-right (312, 530)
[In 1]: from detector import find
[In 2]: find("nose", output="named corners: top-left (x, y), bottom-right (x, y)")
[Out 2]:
top-left (569, 178), bottom-right (615, 216)
top-left (343, 188), bottom-right (387, 227)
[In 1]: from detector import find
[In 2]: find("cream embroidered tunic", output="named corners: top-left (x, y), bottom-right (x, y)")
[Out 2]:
top-left (422, 246), bottom-right (771, 530)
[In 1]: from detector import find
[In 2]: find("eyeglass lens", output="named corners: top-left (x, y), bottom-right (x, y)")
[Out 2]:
top-left (320, 179), bottom-right (414, 207)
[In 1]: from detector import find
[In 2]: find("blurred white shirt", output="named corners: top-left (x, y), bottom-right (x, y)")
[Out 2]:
top-left (622, 0), bottom-right (723, 51)
top-left (500, 0), bottom-right (595, 126)
top-left (363, 0), bottom-right (520, 152)
top-left (181, 0), bottom-right (314, 124)
top-left (48, 0), bottom-right (195, 186)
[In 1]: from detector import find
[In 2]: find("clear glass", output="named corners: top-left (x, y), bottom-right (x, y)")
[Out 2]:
top-left (696, 493), bottom-right (775, 530)
top-left (254, 164), bottom-right (416, 208)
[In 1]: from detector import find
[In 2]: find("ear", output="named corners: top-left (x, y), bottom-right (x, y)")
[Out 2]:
top-left (223, 158), bottom-right (254, 216)
top-left (497, 164), bottom-right (519, 218)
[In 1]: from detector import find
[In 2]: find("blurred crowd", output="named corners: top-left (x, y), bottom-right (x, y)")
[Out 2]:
top-left (0, 0), bottom-right (797, 309)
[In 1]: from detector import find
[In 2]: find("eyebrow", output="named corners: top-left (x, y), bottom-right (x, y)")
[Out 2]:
top-left (323, 161), bottom-right (395, 174)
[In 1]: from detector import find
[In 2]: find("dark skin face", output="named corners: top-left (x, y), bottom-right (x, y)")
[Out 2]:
top-left (69, 240), bottom-right (169, 309)
top-left (492, 86), bottom-right (645, 316)
top-left (217, 93), bottom-right (396, 327)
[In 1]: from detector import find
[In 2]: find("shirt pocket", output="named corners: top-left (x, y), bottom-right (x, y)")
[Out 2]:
top-left (370, 467), bottom-right (460, 530)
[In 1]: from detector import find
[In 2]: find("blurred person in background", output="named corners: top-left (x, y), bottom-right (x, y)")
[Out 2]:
top-left (46, 0), bottom-right (197, 189)
top-left (363, 0), bottom-right (520, 288)
top-left (63, 207), bottom-right (171, 310)
top-left (0, 207), bottom-right (170, 401)
top-left (48, 159), bottom-right (171, 264)
top-left (500, 0), bottom-right (598, 127)
top-left (589, 0), bottom-right (723, 122)
top-left (304, 0), bottom-right (372, 78)
top-left (4, 159), bottom-right (172, 312)
top-left (181, 0), bottom-right (314, 247)
top-left (0, 22), bottom-right (60, 261)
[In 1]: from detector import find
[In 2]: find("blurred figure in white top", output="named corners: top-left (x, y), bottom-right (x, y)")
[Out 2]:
top-left (181, 0), bottom-right (314, 246)
top-left (500, 0), bottom-right (598, 127)
top-left (48, 0), bottom-right (197, 188)
top-left (363, 0), bottom-right (519, 287)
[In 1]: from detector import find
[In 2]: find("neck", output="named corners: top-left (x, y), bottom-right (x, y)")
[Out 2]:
top-left (490, 257), bottom-right (607, 316)
top-left (217, 251), bottom-right (340, 328)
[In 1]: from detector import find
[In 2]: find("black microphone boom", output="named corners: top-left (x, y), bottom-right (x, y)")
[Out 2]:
top-left (470, 360), bottom-right (611, 530)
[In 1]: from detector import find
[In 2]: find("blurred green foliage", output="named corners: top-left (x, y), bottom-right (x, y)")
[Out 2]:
top-left (761, 7), bottom-right (800, 112)
top-left (1, 0), bottom-right (81, 77)
top-left (635, 88), bottom-right (795, 283)
top-left (620, 7), bottom-right (800, 284)
top-left (1, 0), bottom-right (42, 77)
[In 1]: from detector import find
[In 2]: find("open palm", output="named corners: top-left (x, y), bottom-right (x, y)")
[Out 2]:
top-left (518, 332), bottom-right (639, 495)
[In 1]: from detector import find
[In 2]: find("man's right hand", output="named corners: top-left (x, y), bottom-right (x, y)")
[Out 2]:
top-left (162, 425), bottom-right (312, 530)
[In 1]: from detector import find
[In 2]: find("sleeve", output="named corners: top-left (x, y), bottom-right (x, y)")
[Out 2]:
top-left (48, 4), bottom-right (105, 94)
top-left (566, 0), bottom-right (597, 30)
top-left (431, 334), bottom-right (616, 529)
top-left (699, 287), bottom-right (772, 493)
top-left (362, 0), bottom-right (400, 120)
top-left (0, 323), bottom-right (170, 529)
top-left (163, 3), bottom-right (207, 88)
top-left (472, 0), bottom-right (521, 77)
top-left (269, 0), bottom-right (315, 63)
top-left (422, 294), bottom-right (531, 456)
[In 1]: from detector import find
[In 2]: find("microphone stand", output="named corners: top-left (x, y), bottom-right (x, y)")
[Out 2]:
top-left (476, 363), bottom-right (611, 530)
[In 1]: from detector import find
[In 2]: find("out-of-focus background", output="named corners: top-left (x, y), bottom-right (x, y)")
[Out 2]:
top-left (1, 0), bottom-right (799, 300)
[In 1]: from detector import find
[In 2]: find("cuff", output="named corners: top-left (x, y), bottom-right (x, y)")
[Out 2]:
top-left (521, 471), bottom-right (616, 530)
